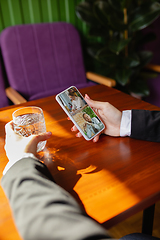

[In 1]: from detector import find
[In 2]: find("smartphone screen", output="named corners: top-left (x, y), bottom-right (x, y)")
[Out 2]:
top-left (56, 86), bottom-right (105, 140)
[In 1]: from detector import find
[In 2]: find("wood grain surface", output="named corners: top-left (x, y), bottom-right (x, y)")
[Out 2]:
top-left (1, 85), bottom-right (160, 239)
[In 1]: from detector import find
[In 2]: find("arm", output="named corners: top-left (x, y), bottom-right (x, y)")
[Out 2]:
top-left (71, 95), bottom-right (160, 143)
top-left (1, 122), bottom-right (110, 240)
top-left (5, 87), bottom-right (27, 104)
top-left (71, 94), bottom-right (122, 142)
top-left (131, 109), bottom-right (160, 142)
top-left (1, 158), bottom-right (109, 240)
top-left (86, 72), bottom-right (116, 88)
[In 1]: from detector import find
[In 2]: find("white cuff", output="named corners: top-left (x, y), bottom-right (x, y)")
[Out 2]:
top-left (120, 110), bottom-right (132, 137)
top-left (3, 153), bottom-right (38, 175)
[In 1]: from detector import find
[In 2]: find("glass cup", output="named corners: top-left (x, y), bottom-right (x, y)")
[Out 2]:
top-left (12, 106), bottom-right (47, 152)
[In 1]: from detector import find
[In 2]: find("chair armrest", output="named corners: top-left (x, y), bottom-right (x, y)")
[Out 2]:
top-left (86, 72), bottom-right (116, 87)
top-left (145, 64), bottom-right (160, 73)
top-left (5, 87), bottom-right (27, 104)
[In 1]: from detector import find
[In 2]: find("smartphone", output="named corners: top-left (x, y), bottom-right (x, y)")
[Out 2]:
top-left (55, 86), bottom-right (105, 141)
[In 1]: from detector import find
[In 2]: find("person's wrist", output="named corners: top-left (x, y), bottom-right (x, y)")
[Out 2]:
top-left (3, 153), bottom-right (39, 175)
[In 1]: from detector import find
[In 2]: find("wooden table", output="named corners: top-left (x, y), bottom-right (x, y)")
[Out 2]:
top-left (1, 84), bottom-right (160, 239)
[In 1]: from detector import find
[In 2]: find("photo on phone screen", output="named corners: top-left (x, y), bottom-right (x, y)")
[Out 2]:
top-left (56, 86), bottom-right (105, 140)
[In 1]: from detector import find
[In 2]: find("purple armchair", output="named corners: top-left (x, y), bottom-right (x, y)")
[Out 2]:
top-left (0, 22), bottom-right (115, 103)
top-left (0, 56), bottom-right (10, 108)
top-left (0, 53), bottom-right (26, 107)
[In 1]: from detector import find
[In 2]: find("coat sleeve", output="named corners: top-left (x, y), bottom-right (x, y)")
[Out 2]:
top-left (1, 158), bottom-right (110, 240)
top-left (131, 110), bottom-right (160, 142)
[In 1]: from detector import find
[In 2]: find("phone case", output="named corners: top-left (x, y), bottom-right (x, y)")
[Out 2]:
top-left (55, 86), bottom-right (105, 141)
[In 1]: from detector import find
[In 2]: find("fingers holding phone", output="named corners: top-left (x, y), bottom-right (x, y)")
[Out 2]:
top-left (56, 86), bottom-right (105, 141)
top-left (84, 95), bottom-right (122, 137)
top-left (70, 93), bottom-right (122, 140)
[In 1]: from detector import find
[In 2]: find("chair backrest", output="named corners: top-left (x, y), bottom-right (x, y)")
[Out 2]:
top-left (0, 54), bottom-right (9, 108)
top-left (0, 22), bottom-right (92, 101)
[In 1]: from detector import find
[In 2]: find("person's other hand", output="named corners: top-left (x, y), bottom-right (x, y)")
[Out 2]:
top-left (71, 94), bottom-right (122, 142)
top-left (4, 121), bottom-right (52, 173)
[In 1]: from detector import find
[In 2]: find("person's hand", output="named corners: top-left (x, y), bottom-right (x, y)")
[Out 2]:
top-left (71, 94), bottom-right (122, 142)
top-left (4, 121), bottom-right (52, 174)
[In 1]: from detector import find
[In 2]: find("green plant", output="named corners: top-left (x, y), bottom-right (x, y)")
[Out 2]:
top-left (76, 0), bottom-right (160, 96)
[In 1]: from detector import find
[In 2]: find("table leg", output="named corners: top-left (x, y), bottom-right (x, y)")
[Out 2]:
top-left (142, 204), bottom-right (155, 235)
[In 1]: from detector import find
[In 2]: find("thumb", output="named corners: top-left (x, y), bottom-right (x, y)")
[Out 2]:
top-left (32, 132), bottom-right (52, 145)
top-left (25, 132), bottom-right (52, 154)
top-left (85, 94), bottom-right (103, 110)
